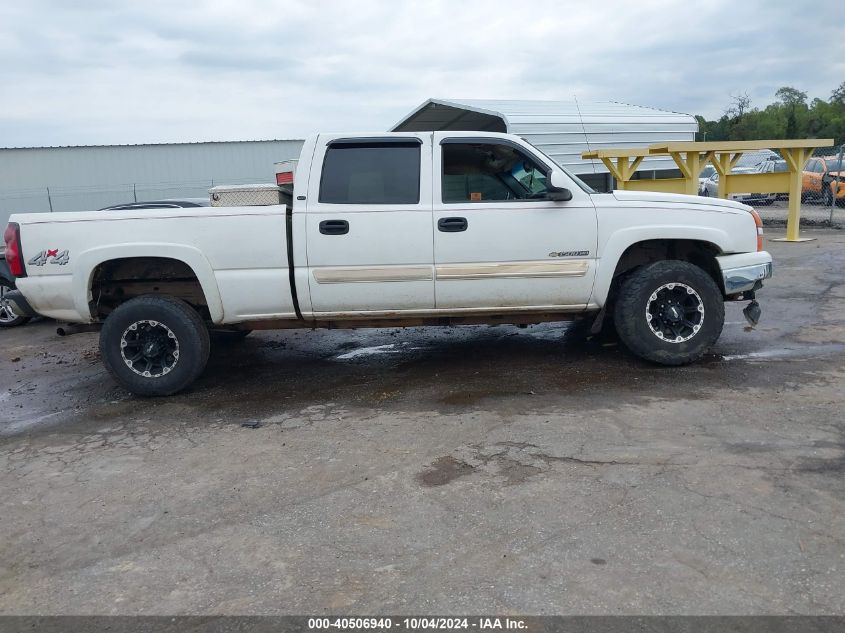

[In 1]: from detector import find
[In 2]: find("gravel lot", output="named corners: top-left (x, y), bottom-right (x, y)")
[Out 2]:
top-left (1, 228), bottom-right (844, 615)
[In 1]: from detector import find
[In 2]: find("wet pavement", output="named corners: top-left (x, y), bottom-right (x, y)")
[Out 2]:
top-left (1, 228), bottom-right (844, 614)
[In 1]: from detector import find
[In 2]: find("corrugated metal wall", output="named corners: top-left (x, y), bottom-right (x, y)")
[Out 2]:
top-left (0, 140), bottom-right (304, 228)
top-left (392, 99), bottom-right (698, 186)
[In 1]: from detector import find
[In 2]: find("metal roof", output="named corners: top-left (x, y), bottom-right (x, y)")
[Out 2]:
top-left (391, 98), bottom-right (698, 175)
top-left (0, 139), bottom-right (303, 151)
top-left (0, 139), bottom-right (304, 224)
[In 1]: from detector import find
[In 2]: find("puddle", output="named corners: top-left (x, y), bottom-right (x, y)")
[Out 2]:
top-left (416, 456), bottom-right (475, 487)
top-left (335, 342), bottom-right (426, 360)
top-left (720, 344), bottom-right (845, 362)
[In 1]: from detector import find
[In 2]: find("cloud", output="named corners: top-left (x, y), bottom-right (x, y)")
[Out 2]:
top-left (0, 0), bottom-right (840, 146)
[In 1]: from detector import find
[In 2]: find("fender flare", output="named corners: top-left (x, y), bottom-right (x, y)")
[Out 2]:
top-left (74, 243), bottom-right (224, 323)
top-left (590, 226), bottom-right (730, 307)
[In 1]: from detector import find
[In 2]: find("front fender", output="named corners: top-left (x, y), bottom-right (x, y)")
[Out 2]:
top-left (74, 243), bottom-right (224, 323)
top-left (590, 225), bottom-right (732, 307)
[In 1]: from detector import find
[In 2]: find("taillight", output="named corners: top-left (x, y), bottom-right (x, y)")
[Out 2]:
top-left (276, 171), bottom-right (294, 186)
top-left (749, 209), bottom-right (764, 252)
top-left (274, 159), bottom-right (297, 188)
top-left (3, 222), bottom-right (26, 277)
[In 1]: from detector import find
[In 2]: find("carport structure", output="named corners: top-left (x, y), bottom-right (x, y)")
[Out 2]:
top-left (584, 139), bottom-right (834, 242)
top-left (392, 98), bottom-right (697, 190)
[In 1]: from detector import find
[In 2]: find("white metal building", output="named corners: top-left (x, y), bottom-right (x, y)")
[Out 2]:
top-left (0, 139), bottom-right (304, 228)
top-left (391, 99), bottom-right (698, 190)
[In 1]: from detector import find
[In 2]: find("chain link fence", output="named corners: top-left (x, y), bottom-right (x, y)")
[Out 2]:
top-left (704, 143), bottom-right (845, 228)
top-left (806, 144), bottom-right (845, 219)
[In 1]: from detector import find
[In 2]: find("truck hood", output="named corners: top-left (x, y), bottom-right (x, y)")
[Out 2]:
top-left (608, 190), bottom-right (752, 213)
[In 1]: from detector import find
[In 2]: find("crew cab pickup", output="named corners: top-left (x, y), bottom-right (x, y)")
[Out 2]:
top-left (4, 131), bottom-right (773, 396)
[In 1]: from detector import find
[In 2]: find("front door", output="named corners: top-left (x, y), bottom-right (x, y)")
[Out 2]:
top-left (432, 134), bottom-right (597, 311)
top-left (305, 135), bottom-right (434, 315)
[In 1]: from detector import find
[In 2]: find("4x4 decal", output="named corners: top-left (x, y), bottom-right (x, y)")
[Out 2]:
top-left (28, 249), bottom-right (70, 266)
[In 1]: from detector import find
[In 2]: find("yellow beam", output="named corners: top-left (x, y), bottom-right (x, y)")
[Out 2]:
top-left (582, 148), bottom-right (652, 159)
top-left (627, 155), bottom-right (645, 177)
top-left (670, 152), bottom-right (693, 179)
top-left (623, 178), bottom-right (688, 194)
top-left (650, 139), bottom-right (834, 152)
top-left (721, 172), bottom-right (790, 194)
top-left (598, 157), bottom-right (624, 183)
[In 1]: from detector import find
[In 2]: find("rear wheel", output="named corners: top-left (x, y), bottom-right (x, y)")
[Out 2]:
top-left (614, 260), bottom-right (724, 366)
top-left (99, 295), bottom-right (210, 396)
top-left (0, 281), bottom-right (30, 327)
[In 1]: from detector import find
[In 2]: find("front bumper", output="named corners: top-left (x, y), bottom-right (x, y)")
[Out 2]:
top-left (716, 251), bottom-right (773, 295)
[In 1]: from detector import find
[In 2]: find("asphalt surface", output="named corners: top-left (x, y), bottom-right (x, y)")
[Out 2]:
top-left (1, 228), bottom-right (844, 615)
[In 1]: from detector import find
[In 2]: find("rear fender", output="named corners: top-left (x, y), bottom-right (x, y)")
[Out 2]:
top-left (75, 243), bottom-right (224, 323)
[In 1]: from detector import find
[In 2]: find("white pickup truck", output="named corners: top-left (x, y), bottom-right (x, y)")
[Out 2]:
top-left (4, 131), bottom-right (772, 396)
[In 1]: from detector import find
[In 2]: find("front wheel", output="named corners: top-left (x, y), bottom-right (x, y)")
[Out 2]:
top-left (613, 261), bottom-right (724, 366)
top-left (100, 295), bottom-right (210, 396)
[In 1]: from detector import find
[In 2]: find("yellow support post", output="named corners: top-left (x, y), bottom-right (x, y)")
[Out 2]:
top-left (582, 149), bottom-right (650, 191)
top-left (771, 147), bottom-right (816, 243)
top-left (711, 152), bottom-right (743, 199)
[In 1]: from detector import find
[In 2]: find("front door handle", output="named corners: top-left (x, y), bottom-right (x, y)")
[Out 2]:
top-left (438, 217), bottom-right (468, 232)
top-left (319, 220), bottom-right (349, 235)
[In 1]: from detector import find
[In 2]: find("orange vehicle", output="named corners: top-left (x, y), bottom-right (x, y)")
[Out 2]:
top-left (802, 156), bottom-right (845, 205)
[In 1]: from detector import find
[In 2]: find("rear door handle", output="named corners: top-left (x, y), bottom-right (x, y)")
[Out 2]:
top-left (438, 217), bottom-right (468, 232)
top-left (319, 220), bottom-right (349, 235)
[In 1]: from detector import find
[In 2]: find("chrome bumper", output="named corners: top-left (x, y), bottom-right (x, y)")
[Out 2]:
top-left (717, 252), bottom-right (773, 295)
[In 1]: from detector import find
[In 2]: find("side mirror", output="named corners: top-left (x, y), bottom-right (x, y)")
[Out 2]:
top-left (547, 170), bottom-right (573, 201)
top-left (547, 188), bottom-right (572, 201)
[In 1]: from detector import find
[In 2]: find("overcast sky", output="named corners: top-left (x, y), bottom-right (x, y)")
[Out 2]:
top-left (1, 0), bottom-right (841, 147)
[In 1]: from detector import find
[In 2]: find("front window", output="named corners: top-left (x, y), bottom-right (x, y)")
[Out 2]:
top-left (441, 142), bottom-right (551, 203)
top-left (523, 139), bottom-right (595, 193)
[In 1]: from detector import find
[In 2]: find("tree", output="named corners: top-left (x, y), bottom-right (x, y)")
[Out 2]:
top-left (725, 92), bottom-right (752, 119)
top-left (775, 86), bottom-right (808, 107)
top-left (831, 82), bottom-right (845, 107)
top-left (696, 83), bottom-right (845, 145)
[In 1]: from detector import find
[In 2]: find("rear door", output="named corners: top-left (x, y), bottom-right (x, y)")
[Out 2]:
top-left (432, 134), bottom-right (598, 310)
top-left (304, 135), bottom-right (434, 315)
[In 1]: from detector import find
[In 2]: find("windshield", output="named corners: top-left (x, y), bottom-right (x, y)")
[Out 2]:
top-left (523, 139), bottom-right (596, 193)
top-left (700, 165), bottom-right (716, 179)
top-left (772, 161), bottom-right (788, 172)
top-left (825, 159), bottom-right (845, 173)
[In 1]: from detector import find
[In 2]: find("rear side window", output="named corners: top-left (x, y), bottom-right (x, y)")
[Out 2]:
top-left (319, 141), bottom-right (421, 204)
